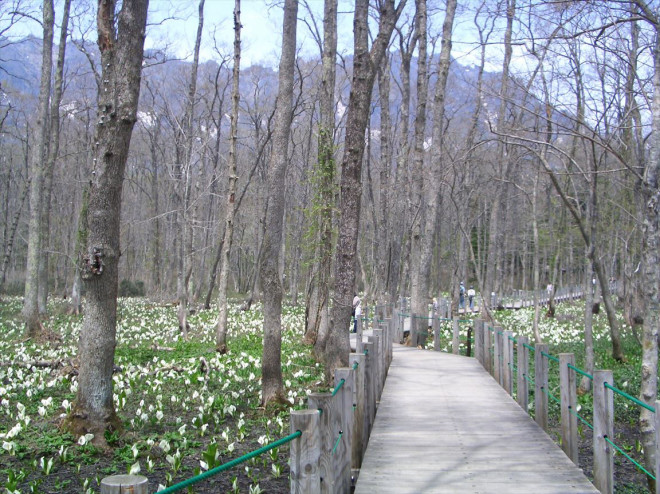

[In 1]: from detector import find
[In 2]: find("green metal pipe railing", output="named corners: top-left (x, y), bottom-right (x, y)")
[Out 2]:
top-left (158, 431), bottom-right (302, 493)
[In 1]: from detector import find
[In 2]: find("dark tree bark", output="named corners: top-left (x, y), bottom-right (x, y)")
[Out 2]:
top-left (409, 0), bottom-right (429, 344)
top-left (323, 0), bottom-right (405, 375)
top-left (260, 0), bottom-right (298, 405)
top-left (63, 0), bottom-right (149, 445)
top-left (306, 0), bottom-right (338, 350)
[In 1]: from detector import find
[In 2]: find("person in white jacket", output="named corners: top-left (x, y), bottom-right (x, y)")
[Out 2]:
top-left (467, 286), bottom-right (476, 311)
top-left (352, 295), bottom-right (362, 333)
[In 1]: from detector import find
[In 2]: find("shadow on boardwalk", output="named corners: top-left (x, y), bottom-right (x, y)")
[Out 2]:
top-left (354, 345), bottom-right (598, 494)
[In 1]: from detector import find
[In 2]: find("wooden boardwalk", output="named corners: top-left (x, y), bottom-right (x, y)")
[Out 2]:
top-left (354, 345), bottom-right (598, 493)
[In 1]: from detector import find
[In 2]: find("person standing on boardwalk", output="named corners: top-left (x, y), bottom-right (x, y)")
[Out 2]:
top-left (459, 282), bottom-right (465, 310)
top-left (467, 286), bottom-right (475, 311)
top-left (352, 294), bottom-right (362, 333)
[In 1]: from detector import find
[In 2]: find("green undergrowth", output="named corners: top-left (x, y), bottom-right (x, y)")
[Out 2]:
top-left (0, 296), bottom-right (325, 493)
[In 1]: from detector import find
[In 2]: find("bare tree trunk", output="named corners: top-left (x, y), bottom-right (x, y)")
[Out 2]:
top-left (409, 0), bottom-right (429, 346)
top-left (376, 57), bottom-right (391, 297)
top-left (580, 257), bottom-right (595, 394)
top-left (306, 0), bottom-right (337, 349)
top-left (63, 0), bottom-right (148, 444)
top-left (215, 0), bottom-right (241, 352)
top-left (70, 187), bottom-right (89, 315)
top-left (414, 0), bottom-right (456, 342)
top-left (485, 0), bottom-right (515, 299)
top-left (22, 0), bottom-right (54, 337)
top-left (388, 27), bottom-right (416, 303)
top-left (324, 0), bottom-right (404, 375)
top-left (38, 0), bottom-right (72, 311)
top-left (0, 179), bottom-right (29, 293)
top-left (260, 0), bottom-right (298, 405)
top-left (636, 7), bottom-right (660, 487)
top-left (176, 0), bottom-right (205, 338)
top-left (531, 170), bottom-right (542, 343)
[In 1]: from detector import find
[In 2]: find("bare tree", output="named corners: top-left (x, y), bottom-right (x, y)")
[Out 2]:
top-left (175, 0), bottom-right (205, 338)
top-left (38, 0), bottom-right (72, 313)
top-left (22, 0), bottom-right (54, 337)
top-left (215, 0), bottom-right (241, 353)
top-left (305, 0), bottom-right (338, 351)
top-left (408, 0), bottom-right (429, 345)
top-left (63, 0), bottom-right (149, 444)
top-left (323, 0), bottom-right (405, 375)
top-left (259, 0), bottom-right (298, 405)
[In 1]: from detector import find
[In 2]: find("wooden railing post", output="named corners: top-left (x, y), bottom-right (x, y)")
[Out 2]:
top-left (493, 326), bottom-right (502, 384)
top-left (394, 311), bottom-right (402, 344)
top-left (355, 314), bottom-right (363, 354)
top-left (307, 392), bottom-right (336, 493)
top-left (484, 325), bottom-right (493, 374)
top-left (290, 409), bottom-right (321, 493)
top-left (433, 315), bottom-right (441, 352)
top-left (474, 319), bottom-right (484, 365)
top-left (452, 316), bottom-right (460, 355)
top-left (409, 312), bottom-right (418, 347)
top-left (363, 341), bottom-right (376, 439)
top-left (372, 328), bottom-right (385, 394)
top-left (334, 368), bottom-right (354, 493)
top-left (349, 353), bottom-right (365, 469)
top-left (516, 335), bottom-right (529, 412)
top-left (502, 331), bottom-right (513, 395)
top-left (559, 353), bottom-right (578, 465)
top-left (535, 343), bottom-right (549, 431)
top-left (381, 319), bottom-right (393, 371)
top-left (593, 370), bottom-right (614, 494)
top-left (100, 475), bottom-right (148, 494)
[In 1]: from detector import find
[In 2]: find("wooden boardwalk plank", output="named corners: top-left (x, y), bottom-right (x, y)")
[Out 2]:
top-left (354, 345), bottom-right (598, 494)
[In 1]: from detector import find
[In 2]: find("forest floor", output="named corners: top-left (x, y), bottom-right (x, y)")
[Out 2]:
top-left (0, 296), bottom-right (654, 493)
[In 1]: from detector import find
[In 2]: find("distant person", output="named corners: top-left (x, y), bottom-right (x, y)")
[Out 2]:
top-left (459, 282), bottom-right (465, 310)
top-left (352, 294), bottom-right (361, 333)
top-left (432, 297), bottom-right (438, 315)
top-left (467, 286), bottom-right (475, 311)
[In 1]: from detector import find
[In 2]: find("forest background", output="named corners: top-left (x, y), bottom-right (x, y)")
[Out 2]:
top-left (2, 0), bottom-right (660, 489)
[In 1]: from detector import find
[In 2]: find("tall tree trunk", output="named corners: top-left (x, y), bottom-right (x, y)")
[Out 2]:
top-left (260, 0), bottom-right (298, 405)
top-left (38, 0), bottom-right (72, 311)
top-left (637, 6), bottom-right (660, 487)
top-left (414, 0), bottom-right (456, 341)
top-left (64, 0), bottom-right (149, 444)
top-left (22, 0), bottom-right (54, 337)
top-left (485, 0), bottom-right (515, 300)
top-left (376, 57), bottom-right (391, 298)
top-left (324, 0), bottom-right (404, 375)
top-left (531, 170), bottom-right (542, 343)
top-left (176, 0), bottom-right (205, 338)
top-left (0, 179), bottom-right (29, 293)
top-left (70, 187), bottom-right (89, 315)
top-left (388, 28), bottom-right (416, 303)
top-left (408, 0), bottom-right (429, 346)
top-left (215, 0), bottom-right (241, 352)
top-left (306, 0), bottom-right (337, 349)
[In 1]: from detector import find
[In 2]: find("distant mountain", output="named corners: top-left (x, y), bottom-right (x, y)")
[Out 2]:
top-left (0, 35), bottom-right (528, 142)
